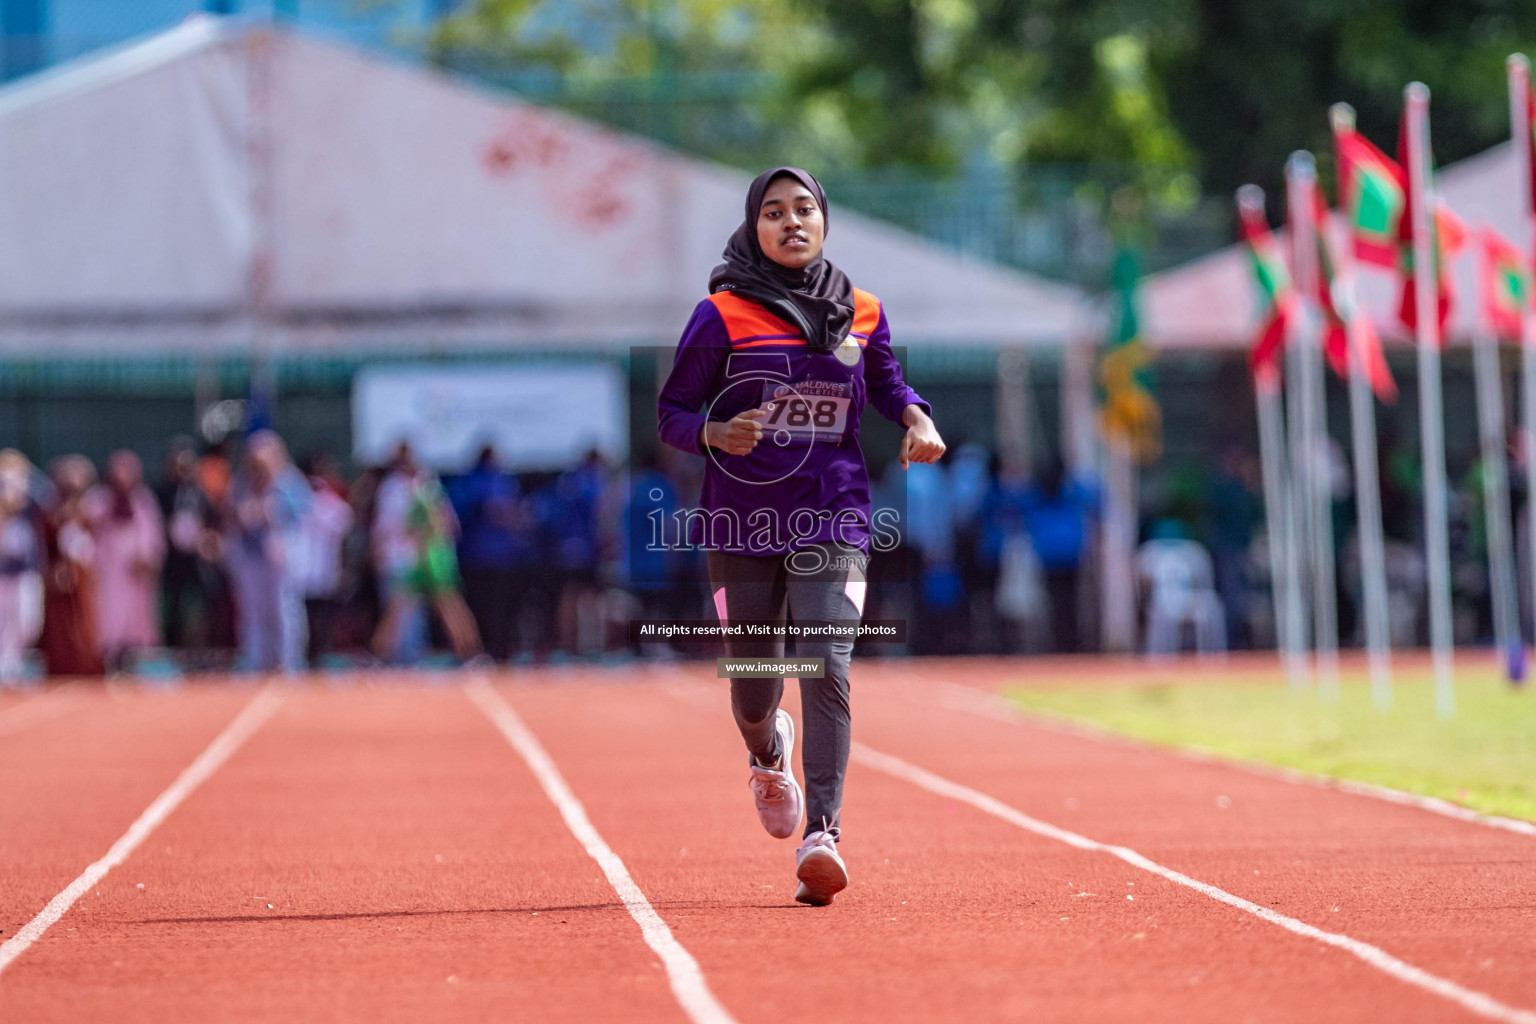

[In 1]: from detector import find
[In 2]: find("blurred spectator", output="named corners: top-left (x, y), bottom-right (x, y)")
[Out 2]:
top-left (304, 446), bottom-right (350, 498)
top-left (226, 432), bottom-right (312, 673)
top-left (197, 439), bottom-right (233, 515)
top-left (451, 445), bottom-right (525, 662)
top-left (949, 443), bottom-right (993, 531)
top-left (188, 438), bottom-right (239, 659)
top-left (297, 451), bottom-right (354, 664)
top-left (1384, 538), bottom-right (1428, 648)
top-left (980, 462), bottom-right (1044, 653)
top-left (41, 456), bottom-right (102, 677)
top-left (861, 458), bottom-right (911, 644)
top-left (342, 464), bottom-right (387, 651)
top-left (372, 457), bottom-right (483, 663)
top-left (543, 449), bottom-right (608, 655)
top-left (87, 450), bottom-right (165, 672)
top-left (1209, 445), bottom-right (1259, 649)
top-left (949, 442), bottom-right (995, 645)
top-left (372, 443), bottom-right (429, 664)
top-left (200, 453), bottom-right (238, 656)
top-left (0, 451), bottom-right (42, 683)
top-left (904, 459), bottom-right (955, 562)
top-left (994, 528), bottom-right (1047, 653)
top-left (904, 459), bottom-right (967, 654)
top-left (1018, 456), bottom-right (1099, 653)
top-left (624, 452), bottom-right (689, 655)
top-left (1380, 428), bottom-right (1420, 545)
top-left (157, 439), bottom-right (201, 650)
top-left (410, 468), bottom-right (485, 662)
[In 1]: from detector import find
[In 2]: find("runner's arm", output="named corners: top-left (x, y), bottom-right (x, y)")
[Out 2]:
top-left (863, 308), bottom-right (931, 425)
top-left (864, 308), bottom-right (943, 466)
top-left (658, 301), bottom-right (732, 456)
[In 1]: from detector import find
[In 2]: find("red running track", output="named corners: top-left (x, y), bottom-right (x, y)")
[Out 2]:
top-left (0, 663), bottom-right (1533, 1023)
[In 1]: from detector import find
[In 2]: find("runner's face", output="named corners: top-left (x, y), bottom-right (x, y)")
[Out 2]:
top-left (756, 178), bottom-right (824, 269)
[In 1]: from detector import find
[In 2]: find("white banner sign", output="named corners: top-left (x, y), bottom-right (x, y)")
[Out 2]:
top-left (352, 362), bottom-right (627, 471)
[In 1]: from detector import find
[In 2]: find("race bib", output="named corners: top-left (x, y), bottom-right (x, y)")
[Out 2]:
top-left (760, 380), bottom-right (852, 446)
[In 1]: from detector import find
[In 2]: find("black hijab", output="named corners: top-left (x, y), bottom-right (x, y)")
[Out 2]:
top-left (708, 166), bottom-right (855, 352)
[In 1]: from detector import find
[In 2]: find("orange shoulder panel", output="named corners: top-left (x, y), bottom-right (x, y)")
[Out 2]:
top-left (851, 288), bottom-right (882, 337)
top-left (707, 291), bottom-right (803, 344)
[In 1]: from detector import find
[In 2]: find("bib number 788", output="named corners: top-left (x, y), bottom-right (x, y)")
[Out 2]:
top-left (758, 383), bottom-right (852, 444)
top-left (765, 397), bottom-right (841, 429)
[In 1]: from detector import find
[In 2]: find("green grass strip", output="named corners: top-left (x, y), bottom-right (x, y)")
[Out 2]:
top-left (1004, 661), bottom-right (1536, 824)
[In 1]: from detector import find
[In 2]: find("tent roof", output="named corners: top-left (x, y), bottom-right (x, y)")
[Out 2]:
top-left (0, 16), bottom-right (1089, 354)
top-left (1141, 140), bottom-right (1515, 350)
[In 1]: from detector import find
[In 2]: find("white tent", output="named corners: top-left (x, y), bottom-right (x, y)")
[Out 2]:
top-left (1141, 141), bottom-right (1517, 351)
top-left (0, 16), bottom-right (1089, 355)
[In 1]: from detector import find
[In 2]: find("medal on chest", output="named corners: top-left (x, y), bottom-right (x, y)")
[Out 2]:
top-left (834, 335), bottom-right (861, 367)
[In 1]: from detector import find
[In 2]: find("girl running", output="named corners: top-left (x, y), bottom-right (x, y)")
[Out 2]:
top-left (658, 167), bottom-right (945, 905)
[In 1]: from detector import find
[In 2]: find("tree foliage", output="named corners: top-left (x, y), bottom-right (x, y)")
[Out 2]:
top-left (1154, 0), bottom-right (1536, 208)
top-left (428, 0), bottom-right (1536, 208)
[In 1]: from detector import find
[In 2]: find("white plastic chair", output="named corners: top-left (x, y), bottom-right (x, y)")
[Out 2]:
top-left (1137, 538), bottom-right (1227, 658)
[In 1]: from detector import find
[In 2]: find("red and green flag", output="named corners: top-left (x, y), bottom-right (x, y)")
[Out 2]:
top-left (1394, 110), bottom-right (1463, 335)
top-left (1481, 226), bottom-right (1531, 339)
top-left (1237, 200), bottom-right (1294, 377)
top-left (1311, 185), bottom-right (1398, 401)
top-left (1334, 125), bottom-right (1407, 269)
top-left (1333, 112), bottom-right (1459, 336)
top-left (1309, 185), bottom-right (1352, 381)
top-left (1239, 185), bottom-right (1395, 400)
top-left (1394, 200), bottom-right (1465, 335)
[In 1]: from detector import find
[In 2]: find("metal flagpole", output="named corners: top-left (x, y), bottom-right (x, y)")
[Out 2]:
top-left (1284, 233), bottom-right (1315, 683)
top-left (1238, 185), bottom-right (1307, 684)
top-left (1328, 104), bottom-right (1394, 708)
top-left (1101, 437), bottom-right (1138, 653)
top-left (1257, 367), bottom-right (1306, 679)
top-left (1283, 307), bottom-right (1315, 679)
top-left (1404, 82), bottom-right (1457, 717)
top-left (1287, 152), bottom-right (1340, 700)
top-left (1471, 237), bottom-right (1522, 677)
top-left (1508, 54), bottom-right (1536, 673)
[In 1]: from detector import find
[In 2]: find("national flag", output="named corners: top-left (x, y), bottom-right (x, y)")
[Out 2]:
top-left (1098, 245), bottom-right (1160, 462)
top-left (1237, 200), bottom-right (1293, 376)
top-left (1395, 201), bottom-right (1465, 335)
top-left (1481, 226), bottom-right (1531, 339)
top-left (1436, 201), bottom-right (1470, 255)
top-left (1334, 125), bottom-right (1407, 269)
top-left (1312, 185), bottom-right (1397, 401)
top-left (1309, 185), bottom-right (1352, 381)
top-left (1395, 110), bottom-right (1462, 336)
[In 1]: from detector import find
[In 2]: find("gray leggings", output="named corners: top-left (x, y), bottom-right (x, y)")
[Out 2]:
top-left (707, 542), bottom-right (868, 839)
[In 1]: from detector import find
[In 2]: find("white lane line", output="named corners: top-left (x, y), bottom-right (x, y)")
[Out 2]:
top-left (0, 687), bottom-right (79, 737)
top-left (917, 675), bottom-right (1536, 839)
top-left (854, 741), bottom-right (1536, 1024)
top-left (465, 679), bottom-right (738, 1024)
top-left (0, 684), bottom-right (285, 977)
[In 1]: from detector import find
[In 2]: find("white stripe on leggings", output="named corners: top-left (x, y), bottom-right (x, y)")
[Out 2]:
top-left (844, 578), bottom-right (866, 616)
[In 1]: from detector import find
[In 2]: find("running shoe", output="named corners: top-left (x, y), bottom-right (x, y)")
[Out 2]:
top-left (794, 830), bottom-right (848, 906)
top-left (748, 710), bottom-right (803, 839)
